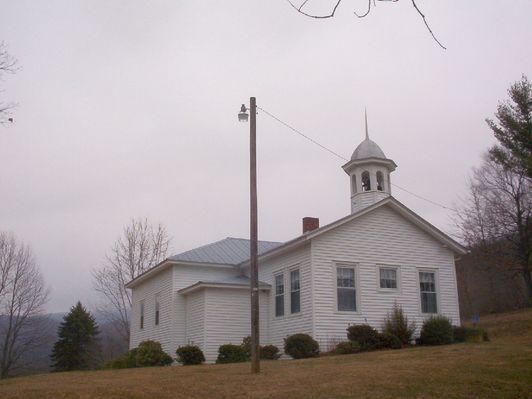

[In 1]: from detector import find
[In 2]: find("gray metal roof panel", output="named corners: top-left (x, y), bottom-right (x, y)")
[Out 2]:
top-left (168, 237), bottom-right (283, 265)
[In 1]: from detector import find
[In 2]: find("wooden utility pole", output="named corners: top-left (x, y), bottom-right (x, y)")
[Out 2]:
top-left (249, 96), bottom-right (260, 374)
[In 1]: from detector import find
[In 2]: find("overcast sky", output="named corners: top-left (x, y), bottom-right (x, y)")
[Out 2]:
top-left (1, 1), bottom-right (531, 312)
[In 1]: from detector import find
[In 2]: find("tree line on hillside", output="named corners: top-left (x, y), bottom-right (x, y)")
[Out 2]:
top-left (455, 75), bottom-right (532, 316)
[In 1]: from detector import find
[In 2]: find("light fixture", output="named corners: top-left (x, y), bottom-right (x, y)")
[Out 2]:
top-left (238, 104), bottom-right (249, 122)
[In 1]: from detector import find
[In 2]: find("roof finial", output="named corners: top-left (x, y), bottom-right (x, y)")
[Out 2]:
top-left (364, 108), bottom-right (369, 140)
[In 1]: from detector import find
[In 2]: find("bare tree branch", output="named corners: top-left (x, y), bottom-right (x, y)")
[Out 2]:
top-left (0, 42), bottom-right (18, 125)
top-left (410, 0), bottom-right (446, 49)
top-left (92, 218), bottom-right (170, 345)
top-left (286, 0), bottom-right (342, 19)
top-left (0, 232), bottom-right (50, 378)
top-left (287, 0), bottom-right (446, 49)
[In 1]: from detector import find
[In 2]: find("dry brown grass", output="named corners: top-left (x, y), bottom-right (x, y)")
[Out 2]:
top-left (1, 309), bottom-right (531, 399)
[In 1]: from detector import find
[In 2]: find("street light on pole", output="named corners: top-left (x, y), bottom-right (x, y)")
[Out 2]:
top-left (238, 97), bottom-right (260, 374)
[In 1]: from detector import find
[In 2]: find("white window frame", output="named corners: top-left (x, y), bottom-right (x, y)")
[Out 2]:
top-left (274, 272), bottom-right (285, 318)
top-left (289, 268), bottom-right (301, 315)
top-left (417, 269), bottom-right (439, 315)
top-left (140, 300), bottom-right (145, 330)
top-left (154, 293), bottom-right (161, 326)
top-left (334, 262), bottom-right (360, 314)
top-left (377, 265), bottom-right (401, 292)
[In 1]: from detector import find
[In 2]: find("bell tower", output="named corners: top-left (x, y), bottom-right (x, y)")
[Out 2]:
top-left (342, 112), bottom-right (397, 213)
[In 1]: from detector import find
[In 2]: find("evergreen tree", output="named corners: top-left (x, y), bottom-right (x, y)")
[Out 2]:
top-left (51, 302), bottom-right (101, 371)
top-left (486, 75), bottom-right (532, 179)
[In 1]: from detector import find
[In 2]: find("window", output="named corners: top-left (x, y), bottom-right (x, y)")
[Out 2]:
top-left (140, 300), bottom-right (145, 329)
top-left (290, 270), bottom-right (300, 314)
top-left (155, 294), bottom-right (160, 326)
top-left (419, 271), bottom-right (437, 313)
top-left (275, 274), bottom-right (284, 317)
top-left (337, 266), bottom-right (356, 311)
top-left (379, 267), bottom-right (397, 289)
top-left (376, 171), bottom-right (384, 191)
top-left (361, 171), bottom-right (371, 191)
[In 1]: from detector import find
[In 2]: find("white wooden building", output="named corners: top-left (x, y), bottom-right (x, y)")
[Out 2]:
top-left (126, 130), bottom-right (466, 362)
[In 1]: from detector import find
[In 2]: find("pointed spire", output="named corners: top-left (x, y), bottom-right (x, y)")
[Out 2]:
top-left (364, 108), bottom-right (369, 140)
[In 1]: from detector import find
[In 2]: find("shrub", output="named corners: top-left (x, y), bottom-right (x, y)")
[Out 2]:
top-left (334, 341), bottom-right (361, 355)
top-left (383, 304), bottom-right (416, 345)
top-left (135, 340), bottom-right (173, 367)
top-left (284, 334), bottom-right (319, 359)
top-left (260, 345), bottom-right (281, 360)
top-left (378, 333), bottom-right (402, 349)
top-left (241, 336), bottom-right (252, 359)
top-left (420, 316), bottom-right (453, 345)
top-left (125, 348), bottom-right (139, 368)
top-left (452, 326), bottom-right (489, 343)
top-left (103, 348), bottom-right (138, 369)
top-left (346, 324), bottom-right (380, 351)
top-left (103, 357), bottom-right (128, 369)
top-left (216, 344), bottom-right (248, 364)
top-left (176, 345), bottom-right (205, 365)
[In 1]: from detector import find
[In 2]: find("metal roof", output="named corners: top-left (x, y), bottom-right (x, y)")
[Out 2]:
top-left (168, 237), bottom-right (283, 265)
top-left (351, 137), bottom-right (387, 160)
top-left (178, 275), bottom-right (271, 295)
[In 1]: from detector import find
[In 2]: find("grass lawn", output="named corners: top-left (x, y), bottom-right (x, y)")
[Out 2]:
top-left (1, 309), bottom-right (531, 399)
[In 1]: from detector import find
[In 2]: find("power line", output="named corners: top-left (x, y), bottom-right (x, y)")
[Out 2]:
top-left (257, 105), bottom-right (457, 212)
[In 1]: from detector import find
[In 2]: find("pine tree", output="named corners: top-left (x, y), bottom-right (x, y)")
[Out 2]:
top-left (51, 302), bottom-right (101, 371)
top-left (486, 75), bottom-right (532, 179)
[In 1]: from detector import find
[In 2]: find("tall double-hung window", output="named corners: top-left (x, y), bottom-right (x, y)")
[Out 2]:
top-left (140, 300), bottom-right (145, 329)
top-left (419, 271), bottom-right (437, 314)
top-left (290, 270), bottom-right (300, 314)
top-left (337, 266), bottom-right (357, 311)
top-left (275, 274), bottom-right (284, 317)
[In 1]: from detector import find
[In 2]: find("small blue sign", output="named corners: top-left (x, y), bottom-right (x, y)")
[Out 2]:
top-left (472, 314), bottom-right (480, 326)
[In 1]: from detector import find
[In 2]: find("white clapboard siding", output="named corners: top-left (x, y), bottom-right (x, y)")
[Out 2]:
top-left (199, 288), bottom-right (269, 362)
top-left (252, 244), bottom-right (314, 350)
top-left (185, 290), bottom-right (205, 349)
top-left (171, 264), bottom-right (239, 352)
top-left (130, 267), bottom-right (174, 354)
top-left (311, 204), bottom-right (460, 350)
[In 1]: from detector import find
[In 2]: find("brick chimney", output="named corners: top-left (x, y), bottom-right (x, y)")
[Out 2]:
top-left (302, 217), bottom-right (319, 234)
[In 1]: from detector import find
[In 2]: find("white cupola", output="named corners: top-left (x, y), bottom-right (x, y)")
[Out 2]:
top-left (342, 112), bottom-right (397, 213)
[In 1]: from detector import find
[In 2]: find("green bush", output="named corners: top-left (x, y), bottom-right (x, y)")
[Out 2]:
top-left (260, 345), bottom-right (281, 360)
top-left (135, 340), bottom-right (173, 367)
top-left (452, 326), bottom-right (489, 343)
top-left (125, 348), bottom-right (138, 368)
top-left (103, 357), bottom-right (128, 369)
top-left (334, 341), bottom-right (361, 355)
top-left (216, 344), bottom-right (248, 364)
top-left (383, 304), bottom-right (416, 345)
top-left (346, 324), bottom-right (380, 351)
top-left (378, 333), bottom-right (402, 349)
top-left (176, 345), bottom-right (205, 365)
top-left (420, 316), bottom-right (453, 345)
top-left (284, 334), bottom-right (319, 359)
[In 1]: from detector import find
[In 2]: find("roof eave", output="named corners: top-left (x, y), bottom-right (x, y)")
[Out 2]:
top-left (178, 282), bottom-right (271, 295)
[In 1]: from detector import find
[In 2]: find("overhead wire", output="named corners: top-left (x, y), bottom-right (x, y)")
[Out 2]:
top-left (256, 105), bottom-right (457, 212)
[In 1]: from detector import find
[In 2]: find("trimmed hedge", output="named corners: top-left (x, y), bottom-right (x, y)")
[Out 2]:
top-left (284, 334), bottom-right (319, 359)
top-left (420, 316), bottom-right (453, 345)
top-left (103, 342), bottom-right (172, 369)
top-left (216, 344), bottom-right (248, 364)
top-left (378, 333), bottom-right (402, 349)
top-left (176, 345), bottom-right (205, 365)
top-left (260, 345), bottom-right (281, 360)
top-left (346, 324), bottom-right (380, 351)
top-left (334, 341), bottom-right (361, 355)
top-left (136, 340), bottom-right (173, 366)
